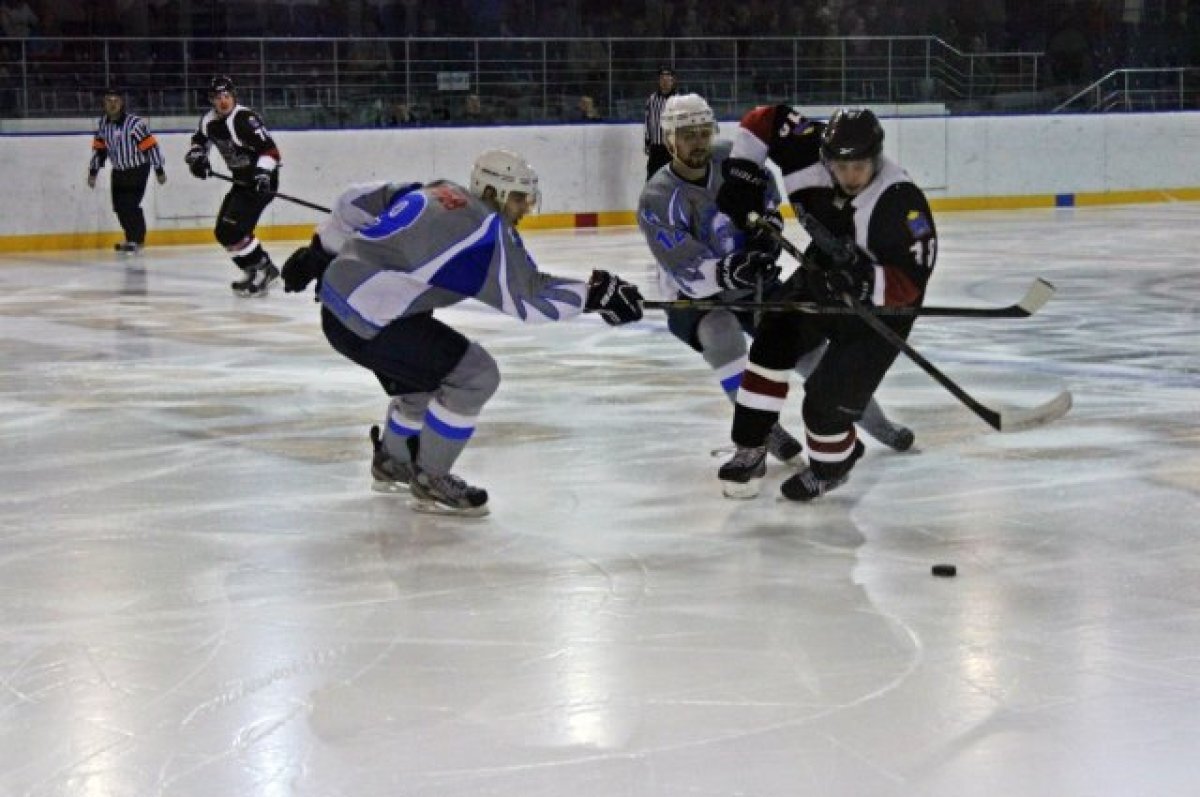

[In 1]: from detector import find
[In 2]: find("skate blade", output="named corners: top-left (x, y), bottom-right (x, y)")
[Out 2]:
top-left (407, 496), bottom-right (490, 517)
top-left (770, 450), bottom-right (805, 466)
top-left (720, 479), bottom-right (763, 499)
top-left (372, 480), bottom-right (411, 494)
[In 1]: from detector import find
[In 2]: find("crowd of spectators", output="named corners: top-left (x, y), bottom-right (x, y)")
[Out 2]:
top-left (2, 0), bottom-right (1197, 73)
top-left (2, 0), bottom-right (1199, 120)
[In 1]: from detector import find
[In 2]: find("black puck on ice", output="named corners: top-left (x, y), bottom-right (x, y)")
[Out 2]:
top-left (931, 564), bottom-right (957, 577)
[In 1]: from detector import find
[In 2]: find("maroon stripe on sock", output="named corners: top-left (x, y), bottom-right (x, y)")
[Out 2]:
top-left (740, 370), bottom-right (789, 399)
top-left (807, 428), bottom-right (857, 459)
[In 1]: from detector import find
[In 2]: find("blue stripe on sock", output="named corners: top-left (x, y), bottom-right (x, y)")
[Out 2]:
top-left (721, 372), bottom-right (743, 393)
top-left (387, 417), bottom-right (421, 437)
top-left (424, 411), bottom-right (475, 441)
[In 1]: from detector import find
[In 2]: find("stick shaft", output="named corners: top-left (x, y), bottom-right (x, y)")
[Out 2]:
top-left (642, 294), bottom-right (1042, 317)
top-left (750, 212), bottom-right (1052, 431)
top-left (209, 171), bottom-right (332, 214)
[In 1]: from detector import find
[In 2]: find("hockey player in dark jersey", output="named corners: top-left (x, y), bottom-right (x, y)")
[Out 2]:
top-left (184, 76), bottom-right (282, 297)
top-left (638, 94), bottom-right (915, 482)
top-left (715, 106), bottom-right (936, 501)
top-left (278, 149), bottom-right (644, 517)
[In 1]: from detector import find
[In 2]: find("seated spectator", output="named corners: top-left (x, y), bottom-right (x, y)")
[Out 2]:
top-left (387, 101), bottom-right (420, 126)
top-left (0, 0), bottom-right (37, 38)
top-left (453, 93), bottom-right (486, 125)
top-left (577, 94), bottom-right (603, 121)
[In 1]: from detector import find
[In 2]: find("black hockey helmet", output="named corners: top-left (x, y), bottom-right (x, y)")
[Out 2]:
top-left (208, 75), bottom-right (236, 98)
top-left (821, 108), bottom-right (884, 162)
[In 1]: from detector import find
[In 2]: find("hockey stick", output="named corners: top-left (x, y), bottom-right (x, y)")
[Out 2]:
top-left (642, 278), bottom-right (1055, 317)
top-left (747, 212), bottom-right (1072, 432)
top-left (208, 171), bottom-right (332, 214)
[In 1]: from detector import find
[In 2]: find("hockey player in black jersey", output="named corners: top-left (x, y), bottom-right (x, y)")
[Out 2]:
top-left (715, 106), bottom-right (937, 501)
top-left (185, 76), bottom-right (282, 297)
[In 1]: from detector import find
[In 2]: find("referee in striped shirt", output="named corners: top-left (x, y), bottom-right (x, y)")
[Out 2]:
top-left (86, 88), bottom-right (166, 253)
top-left (643, 67), bottom-right (678, 181)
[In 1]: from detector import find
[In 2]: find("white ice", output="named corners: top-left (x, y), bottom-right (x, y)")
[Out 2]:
top-left (1, 204), bottom-right (1198, 797)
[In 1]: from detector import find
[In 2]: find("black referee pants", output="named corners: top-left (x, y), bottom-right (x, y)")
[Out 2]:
top-left (645, 144), bottom-right (672, 181)
top-left (111, 163), bottom-right (151, 244)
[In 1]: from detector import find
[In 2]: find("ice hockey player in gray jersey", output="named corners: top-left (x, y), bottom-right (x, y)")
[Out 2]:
top-left (637, 94), bottom-right (911, 488)
top-left (281, 149), bottom-right (643, 516)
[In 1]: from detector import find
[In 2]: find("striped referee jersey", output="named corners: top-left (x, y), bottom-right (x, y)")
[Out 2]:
top-left (88, 112), bottom-right (165, 174)
top-left (644, 89), bottom-right (677, 148)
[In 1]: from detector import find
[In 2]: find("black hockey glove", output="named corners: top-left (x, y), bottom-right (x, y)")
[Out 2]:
top-left (716, 157), bottom-right (770, 229)
top-left (185, 148), bottom-right (210, 180)
top-left (716, 250), bottom-right (782, 292)
top-left (810, 251), bottom-right (875, 305)
top-left (585, 270), bottom-right (644, 326)
top-left (744, 208), bottom-right (784, 261)
top-left (282, 235), bottom-right (335, 295)
top-left (252, 168), bottom-right (273, 194)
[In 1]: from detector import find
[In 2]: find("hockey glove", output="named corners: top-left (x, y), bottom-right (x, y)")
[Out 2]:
top-left (585, 270), bottom-right (644, 326)
top-left (744, 209), bottom-right (784, 261)
top-left (282, 235), bottom-right (335, 295)
top-left (810, 255), bottom-right (876, 305)
top-left (185, 148), bottom-right (210, 180)
top-left (716, 250), bottom-right (782, 292)
top-left (716, 157), bottom-right (770, 229)
top-left (252, 168), bottom-right (273, 194)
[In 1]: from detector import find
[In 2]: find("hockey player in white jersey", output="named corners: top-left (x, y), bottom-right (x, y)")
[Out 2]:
top-left (281, 149), bottom-right (643, 516)
top-left (637, 94), bottom-right (911, 487)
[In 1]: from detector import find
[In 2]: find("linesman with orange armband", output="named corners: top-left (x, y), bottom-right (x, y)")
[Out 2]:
top-left (86, 87), bottom-right (166, 253)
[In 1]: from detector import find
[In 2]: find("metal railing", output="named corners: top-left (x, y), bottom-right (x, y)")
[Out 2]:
top-left (1053, 67), bottom-right (1200, 112)
top-left (0, 36), bottom-right (1042, 126)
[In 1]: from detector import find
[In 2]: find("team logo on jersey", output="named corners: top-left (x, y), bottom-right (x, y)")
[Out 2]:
top-left (359, 191), bottom-right (428, 239)
top-left (906, 210), bottom-right (932, 238)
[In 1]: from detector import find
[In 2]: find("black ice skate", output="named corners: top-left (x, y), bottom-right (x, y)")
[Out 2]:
top-left (231, 262), bottom-right (279, 297)
top-left (369, 424), bottom-right (416, 493)
top-left (780, 440), bottom-right (865, 502)
top-left (114, 242), bottom-right (142, 254)
top-left (766, 423), bottom-right (804, 464)
top-left (409, 470), bottom-right (489, 517)
top-left (718, 445), bottom-right (767, 499)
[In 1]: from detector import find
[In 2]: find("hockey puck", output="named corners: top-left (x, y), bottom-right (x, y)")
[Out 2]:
top-left (931, 564), bottom-right (957, 577)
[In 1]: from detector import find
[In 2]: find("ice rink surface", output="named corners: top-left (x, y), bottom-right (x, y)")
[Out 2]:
top-left (1, 204), bottom-right (1198, 796)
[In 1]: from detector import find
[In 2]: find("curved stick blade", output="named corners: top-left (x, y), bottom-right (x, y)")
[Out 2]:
top-left (997, 390), bottom-right (1073, 432)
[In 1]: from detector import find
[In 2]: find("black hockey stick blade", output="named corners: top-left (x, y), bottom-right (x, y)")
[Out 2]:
top-left (746, 213), bottom-right (1072, 432)
top-left (642, 279), bottom-right (1055, 319)
top-left (209, 171), bottom-right (332, 214)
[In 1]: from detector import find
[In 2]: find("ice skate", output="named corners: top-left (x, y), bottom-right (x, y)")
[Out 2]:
top-left (409, 470), bottom-right (489, 517)
top-left (231, 261), bottom-right (279, 297)
top-left (114, 242), bottom-right (142, 255)
top-left (766, 423), bottom-right (804, 464)
top-left (718, 445), bottom-right (767, 499)
top-left (369, 425), bottom-right (415, 493)
top-left (866, 422), bottom-right (914, 452)
top-left (780, 441), bottom-right (865, 502)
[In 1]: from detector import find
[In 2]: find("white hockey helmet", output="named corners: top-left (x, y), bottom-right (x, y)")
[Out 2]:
top-left (470, 148), bottom-right (541, 208)
top-left (660, 93), bottom-right (718, 144)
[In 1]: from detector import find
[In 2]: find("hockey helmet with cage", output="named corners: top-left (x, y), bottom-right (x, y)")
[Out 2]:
top-left (208, 75), bottom-right (237, 98)
top-left (820, 107), bottom-right (884, 162)
top-left (470, 149), bottom-right (541, 208)
top-left (659, 93), bottom-right (718, 145)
